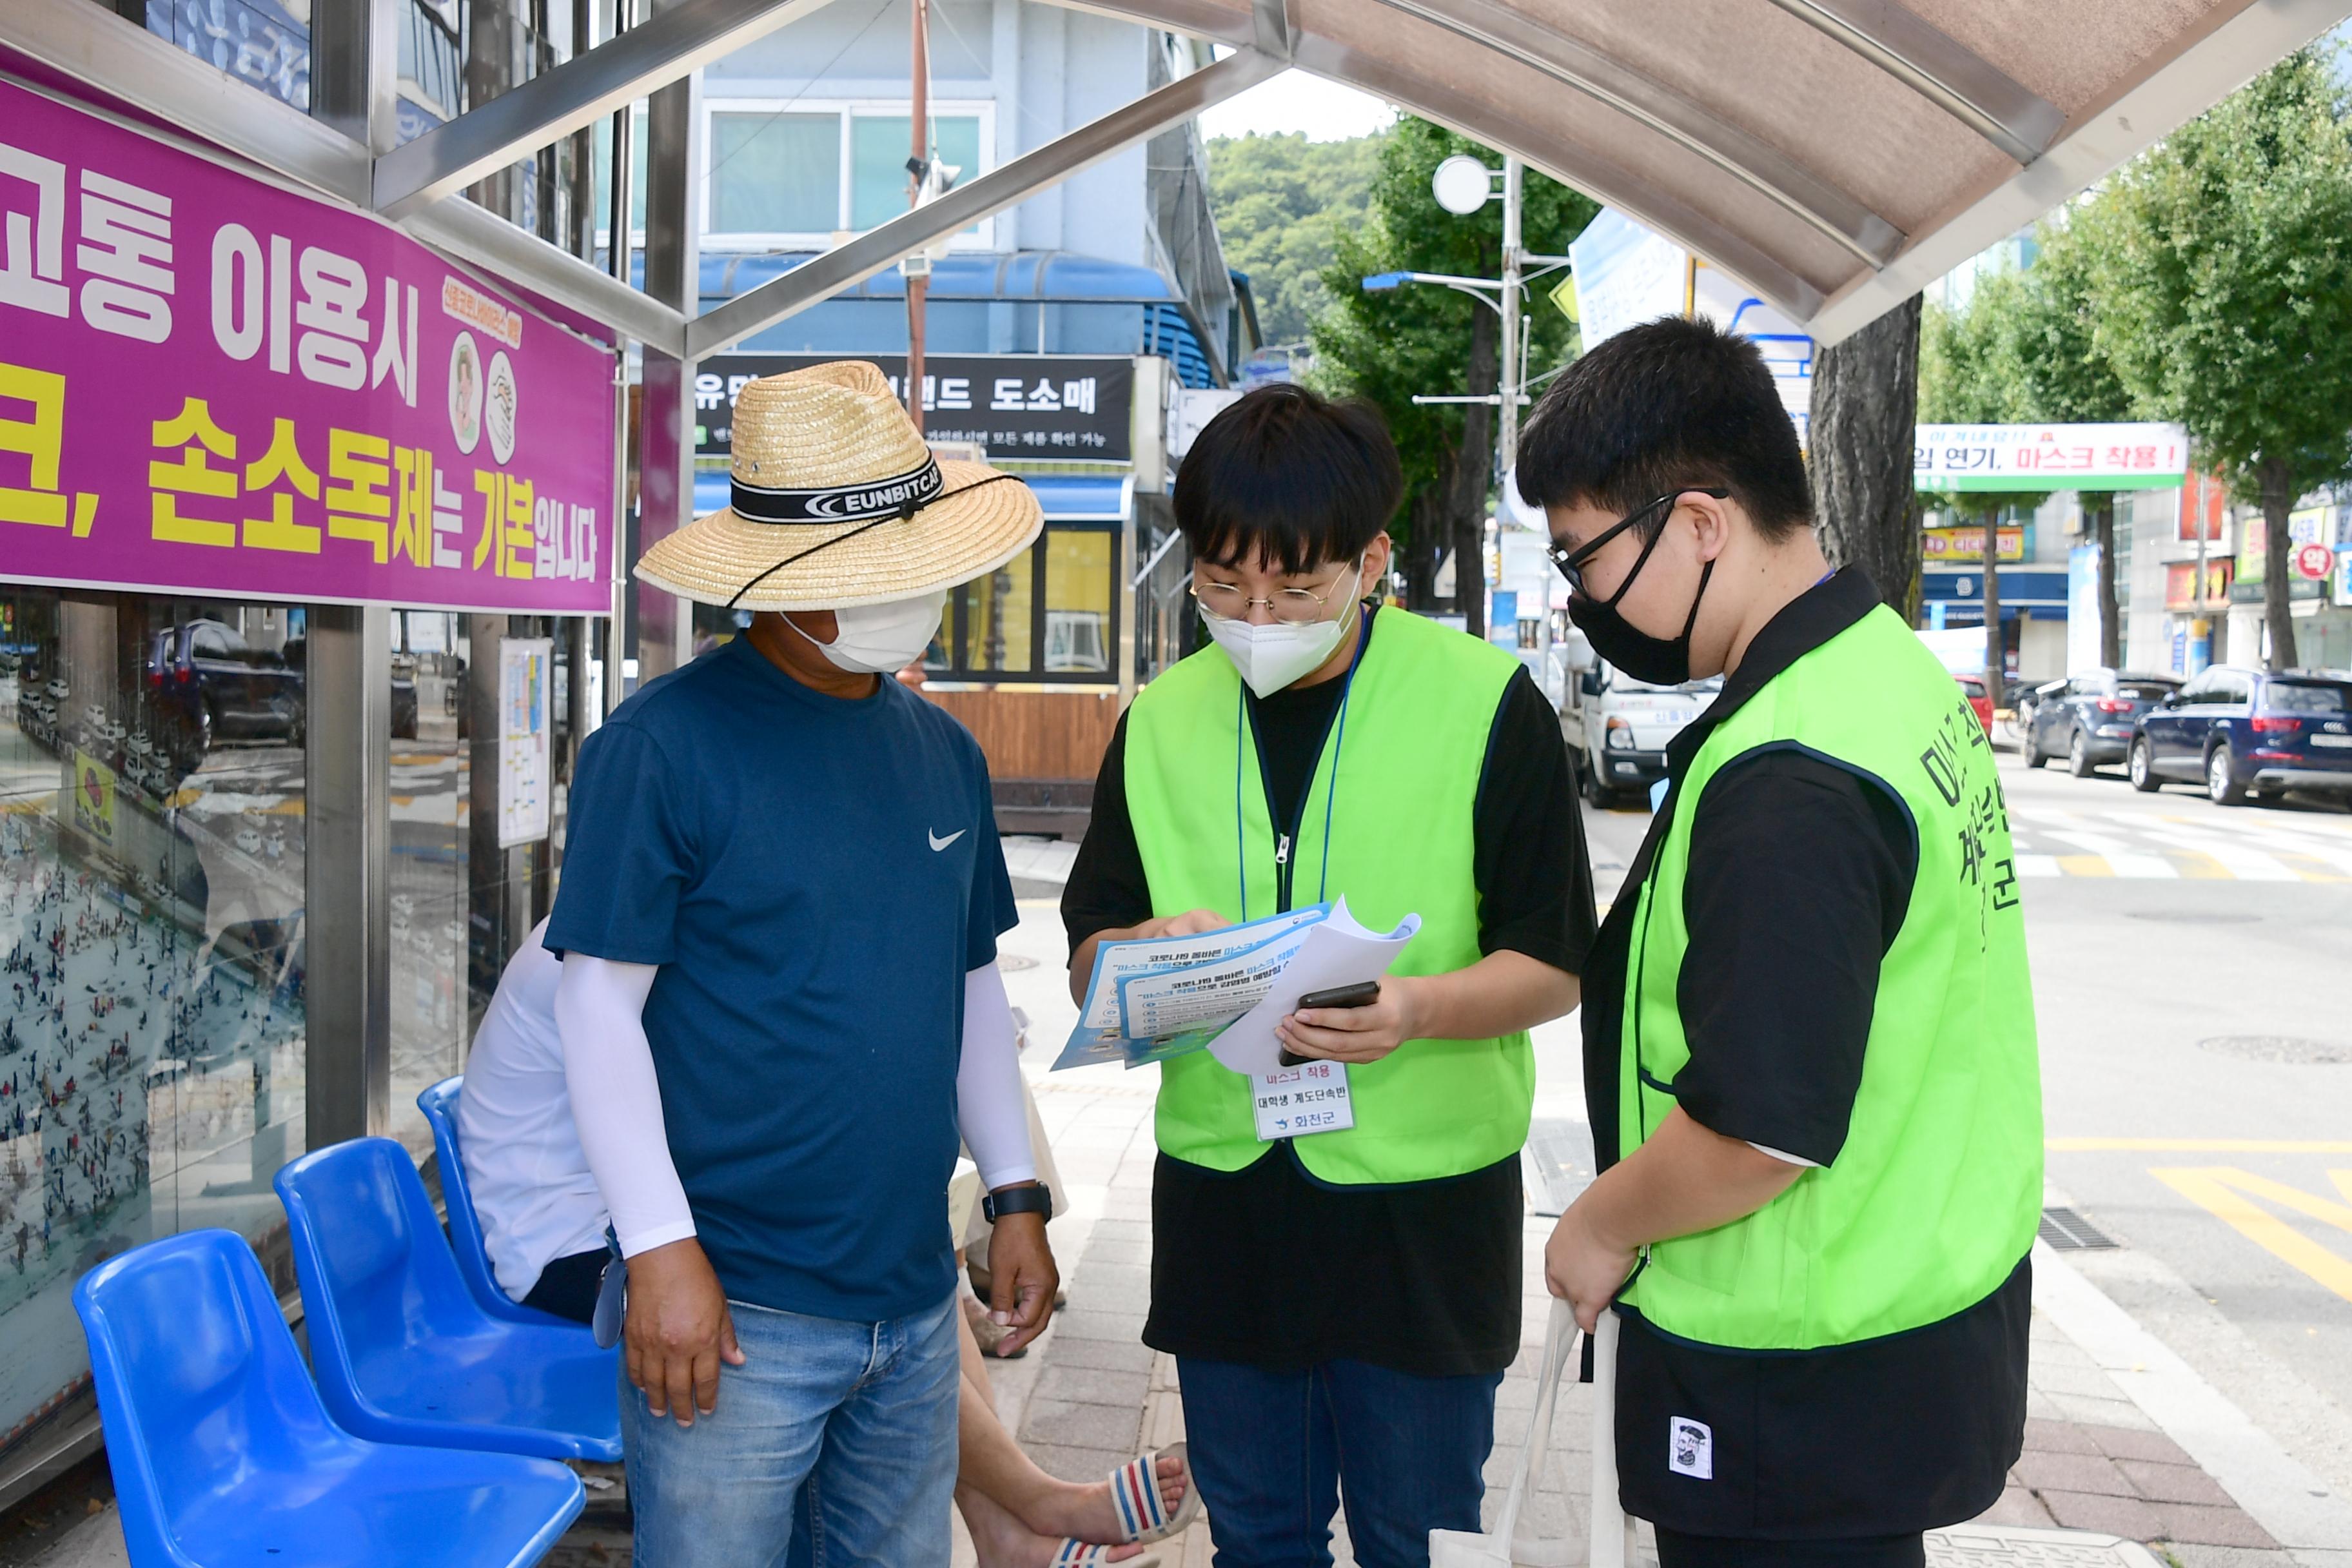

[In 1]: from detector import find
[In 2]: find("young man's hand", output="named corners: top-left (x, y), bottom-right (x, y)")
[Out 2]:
top-left (623, 1236), bottom-right (745, 1426)
top-left (1068, 910), bottom-right (1228, 1001)
top-left (1544, 1200), bottom-right (1640, 1333)
top-left (1275, 974), bottom-right (1427, 1063)
top-left (983, 1196), bottom-right (1059, 1355)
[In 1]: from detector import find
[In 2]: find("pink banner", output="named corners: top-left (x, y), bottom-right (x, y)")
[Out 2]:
top-left (0, 75), bottom-right (616, 614)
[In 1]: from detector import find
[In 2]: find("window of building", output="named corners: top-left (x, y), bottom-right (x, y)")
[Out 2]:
top-left (928, 523), bottom-right (1120, 683)
top-left (701, 102), bottom-right (991, 246)
top-left (709, 112), bottom-right (841, 233)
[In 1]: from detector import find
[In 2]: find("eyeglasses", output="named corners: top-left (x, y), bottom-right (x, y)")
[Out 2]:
top-left (1189, 558), bottom-right (1364, 624)
top-left (1546, 487), bottom-right (1730, 596)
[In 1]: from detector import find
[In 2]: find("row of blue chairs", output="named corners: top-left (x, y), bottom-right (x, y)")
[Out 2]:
top-left (72, 1079), bottom-right (623, 1567)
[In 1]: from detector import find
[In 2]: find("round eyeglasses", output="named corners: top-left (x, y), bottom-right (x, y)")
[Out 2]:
top-left (1189, 558), bottom-right (1364, 624)
top-left (1547, 487), bottom-right (1729, 597)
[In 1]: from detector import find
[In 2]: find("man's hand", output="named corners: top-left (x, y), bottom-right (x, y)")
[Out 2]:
top-left (1544, 1199), bottom-right (1640, 1333)
top-left (1069, 910), bottom-right (1228, 1002)
top-left (623, 1237), bottom-right (745, 1426)
top-left (983, 1197), bottom-right (1059, 1356)
top-left (1276, 974), bottom-right (1426, 1064)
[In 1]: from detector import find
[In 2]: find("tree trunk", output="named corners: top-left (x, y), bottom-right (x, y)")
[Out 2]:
top-left (2259, 455), bottom-right (2298, 671)
top-left (1809, 294), bottom-right (1923, 620)
top-left (1446, 300), bottom-right (1501, 640)
top-left (1402, 487), bottom-right (1442, 610)
top-left (2091, 493), bottom-right (2121, 669)
top-left (1981, 509), bottom-right (2004, 689)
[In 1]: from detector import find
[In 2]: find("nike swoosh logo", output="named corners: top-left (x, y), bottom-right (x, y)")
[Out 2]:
top-left (928, 829), bottom-right (966, 852)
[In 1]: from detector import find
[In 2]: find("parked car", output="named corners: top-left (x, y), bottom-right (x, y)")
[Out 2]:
top-left (146, 619), bottom-right (306, 759)
top-left (2130, 665), bottom-right (2352, 805)
top-left (2024, 669), bottom-right (2180, 776)
top-left (1560, 657), bottom-right (1721, 807)
top-left (1955, 674), bottom-right (1993, 734)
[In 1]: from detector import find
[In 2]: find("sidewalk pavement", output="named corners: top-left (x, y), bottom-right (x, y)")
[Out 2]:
top-left (21, 864), bottom-right (2351, 1568)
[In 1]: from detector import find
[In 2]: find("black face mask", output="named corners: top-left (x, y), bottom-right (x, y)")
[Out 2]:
top-left (1567, 520), bottom-right (1714, 686)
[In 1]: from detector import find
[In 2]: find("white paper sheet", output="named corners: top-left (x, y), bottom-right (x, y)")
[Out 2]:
top-left (1208, 901), bottom-right (1422, 1075)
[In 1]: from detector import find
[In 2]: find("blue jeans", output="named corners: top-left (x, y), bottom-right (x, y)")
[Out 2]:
top-left (626, 1290), bottom-right (960, 1568)
top-left (1176, 1356), bottom-right (1502, 1568)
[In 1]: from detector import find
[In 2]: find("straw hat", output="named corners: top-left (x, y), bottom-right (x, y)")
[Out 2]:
top-left (635, 360), bottom-right (1043, 611)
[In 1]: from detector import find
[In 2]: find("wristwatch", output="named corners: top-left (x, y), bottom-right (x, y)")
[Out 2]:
top-left (981, 1183), bottom-right (1054, 1224)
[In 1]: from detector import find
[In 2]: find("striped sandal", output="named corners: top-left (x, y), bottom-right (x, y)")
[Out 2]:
top-left (1049, 1541), bottom-right (1162, 1568)
top-left (1106, 1442), bottom-right (1201, 1546)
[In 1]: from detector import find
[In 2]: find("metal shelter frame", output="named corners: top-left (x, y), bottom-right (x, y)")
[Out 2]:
top-left (6, 0), bottom-right (2352, 1160)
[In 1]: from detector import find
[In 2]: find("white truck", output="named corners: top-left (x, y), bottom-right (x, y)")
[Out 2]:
top-left (1557, 630), bottom-right (1723, 807)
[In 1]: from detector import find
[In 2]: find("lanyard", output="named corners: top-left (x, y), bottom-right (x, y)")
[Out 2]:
top-left (1233, 609), bottom-right (1373, 921)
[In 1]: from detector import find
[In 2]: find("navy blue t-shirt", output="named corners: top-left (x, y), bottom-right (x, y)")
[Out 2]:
top-left (545, 636), bottom-right (1017, 1322)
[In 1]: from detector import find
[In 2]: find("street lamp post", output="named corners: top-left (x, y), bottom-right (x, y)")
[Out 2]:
top-left (1498, 155), bottom-right (1523, 471)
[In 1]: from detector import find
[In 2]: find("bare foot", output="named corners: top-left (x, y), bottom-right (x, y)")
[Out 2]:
top-left (1024, 1455), bottom-right (1188, 1545)
top-left (960, 1482), bottom-right (1149, 1568)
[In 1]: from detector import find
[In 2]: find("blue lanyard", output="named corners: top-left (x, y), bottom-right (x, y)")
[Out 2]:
top-left (1233, 611), bottom-right (1371, 921)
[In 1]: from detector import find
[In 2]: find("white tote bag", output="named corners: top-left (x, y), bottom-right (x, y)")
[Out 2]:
top-left (1429, 1300), bottom-right (1638, 1568)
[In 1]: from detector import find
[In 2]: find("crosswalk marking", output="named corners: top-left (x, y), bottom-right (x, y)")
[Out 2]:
top-left (2000, 802), bottom-right (2350, 881)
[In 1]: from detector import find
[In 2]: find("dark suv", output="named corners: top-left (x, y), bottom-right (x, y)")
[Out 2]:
top-left (2131, 665), bottom-right (2352, 805)
top-left (2025, 669), bottom-right (2180, 777)
top-left (146, 619), bottom-right (306, 760)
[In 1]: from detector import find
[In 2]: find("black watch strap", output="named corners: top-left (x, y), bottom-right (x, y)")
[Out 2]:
top-left (982, 1183), bottom-right (1054, 1223)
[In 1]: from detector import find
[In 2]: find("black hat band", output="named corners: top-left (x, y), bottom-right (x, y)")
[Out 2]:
top-left (731, 456), bottom-right (945, 525)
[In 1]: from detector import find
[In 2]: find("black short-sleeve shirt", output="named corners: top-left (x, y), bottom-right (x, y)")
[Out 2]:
top-left (1063, 607), bottom-right (1597, 1377)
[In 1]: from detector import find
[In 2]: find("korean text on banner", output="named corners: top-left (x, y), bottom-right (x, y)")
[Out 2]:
top-left (0, 77), bottom-right (616, 614)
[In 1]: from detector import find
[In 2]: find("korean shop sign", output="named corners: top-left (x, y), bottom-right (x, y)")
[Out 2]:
top-left (0, 77), bottom-right (616, 614)
top-left (1914, 423), bottom-right (2188, 492)
top-left (698, 354), bottom-right (1133, 462)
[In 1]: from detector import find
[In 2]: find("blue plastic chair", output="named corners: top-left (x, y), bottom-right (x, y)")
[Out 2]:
top-left (275, 1139), bottom-right (622, 1463)
top-left (415, 1077), bottom-right (582, 1330)
top-left (74, 1229), bottom-right (583, 1568)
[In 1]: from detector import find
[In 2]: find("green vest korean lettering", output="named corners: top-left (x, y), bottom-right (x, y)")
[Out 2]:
top-left (1620, 604), bottom-right (2043, 1351)
top-left (1124, 609), bottom-right (1531, 1184)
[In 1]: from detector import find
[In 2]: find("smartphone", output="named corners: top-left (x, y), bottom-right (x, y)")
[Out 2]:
top-left (1281, 981), bottom-right (1382, 1066)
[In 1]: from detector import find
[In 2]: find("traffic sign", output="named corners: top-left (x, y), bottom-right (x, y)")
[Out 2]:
top-left (2295, 542), bottom-right (2335, 580)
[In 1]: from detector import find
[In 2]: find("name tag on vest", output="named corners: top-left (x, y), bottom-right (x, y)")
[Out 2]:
top-left (1252, 1061), bottom-right (1355, 1141)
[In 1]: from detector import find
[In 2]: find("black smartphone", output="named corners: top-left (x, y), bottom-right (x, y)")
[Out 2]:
top-left (1281, 981), bottom-right (1382, 1065)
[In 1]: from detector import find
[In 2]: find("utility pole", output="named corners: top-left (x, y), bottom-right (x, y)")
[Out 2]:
top-left (905, 0), bottom-right (931, 433)
top-left (1497, 155), bottom-right (1524, 473)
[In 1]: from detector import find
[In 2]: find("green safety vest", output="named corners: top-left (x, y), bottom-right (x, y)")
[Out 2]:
top-left (1620, 604), bottom-right (2043, 1351)
top-left (1124, 607), bottom-right (1533, 1184)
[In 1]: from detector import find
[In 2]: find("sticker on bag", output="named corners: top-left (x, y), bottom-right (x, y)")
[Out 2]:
top-left (1669, 1416), bottom-right (1713, 1480)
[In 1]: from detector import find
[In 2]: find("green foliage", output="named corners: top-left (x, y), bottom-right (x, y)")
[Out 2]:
top-left (1204, 132), bottom-right (1380, 348)
top-left (1308, 118), bottom-right (1598, 545)
top-left (2084, 48), bottom-right (2352, 507)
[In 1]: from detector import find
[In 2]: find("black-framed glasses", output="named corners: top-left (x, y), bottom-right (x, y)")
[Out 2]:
top-left (1546, 487), bottom-right (1730, 598)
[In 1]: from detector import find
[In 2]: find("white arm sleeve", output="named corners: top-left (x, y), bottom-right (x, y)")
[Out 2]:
top-left (555, 954), bottom-right (699, 1258)
top-left (958, 961), bottom-right (1037, 1191)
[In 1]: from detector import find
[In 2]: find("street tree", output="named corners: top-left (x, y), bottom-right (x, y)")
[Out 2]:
top-left (1204, 132), bottom-right (1380, 348)
top-left (1810, 295), bottom-right (1924, 621)
top-left (2088, 49), bottom-right (2352, 671)
top-left (1313, 118), bottom-right (1594, 632)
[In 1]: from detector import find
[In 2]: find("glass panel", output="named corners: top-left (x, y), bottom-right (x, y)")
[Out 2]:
top-left (386, 610), bottom-right (469, 1153)
top-left (851, 115), bottom-right (982, 231)
top-left (710, 113), bottom-right (842, 233)
top-left (1043, 529), bottom-right (1114, 674)
top-left (2268, 680), bottom-right (2350, 714)
top-left (0, 587), bottom-right (306, 1454)
top-left (592, 111), bottom-right (651, 235)
top-left (960, 551), bottom-right (1034, 674)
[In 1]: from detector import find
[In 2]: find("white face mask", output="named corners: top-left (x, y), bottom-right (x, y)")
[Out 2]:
top-left (784, 588), bottom-right (949, 674)
top-left (1201, 564), bottom-right (1365, 698)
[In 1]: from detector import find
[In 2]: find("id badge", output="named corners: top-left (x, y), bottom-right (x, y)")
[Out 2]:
top-left (1252, 1061), bottom-right (1356, 1141)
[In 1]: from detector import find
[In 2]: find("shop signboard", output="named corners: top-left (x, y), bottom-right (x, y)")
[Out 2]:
top-left (1923, 524), bottom-right (2026, 562)
top-left (0, 77), bottom-right (616, 614)
top-left (696, 354), bottom-right (1133, 462)
top-left (2164, 560), bottom-right (2233, 611)
top-left (2180, 468), bottom-right (2228, 544)
top-left (1914, 423), bottom-right (2188, 491)
top-left (2295, 543), bottom-right (2335, 580)
top-left (2232, 509), bottom-right (2329, 600)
